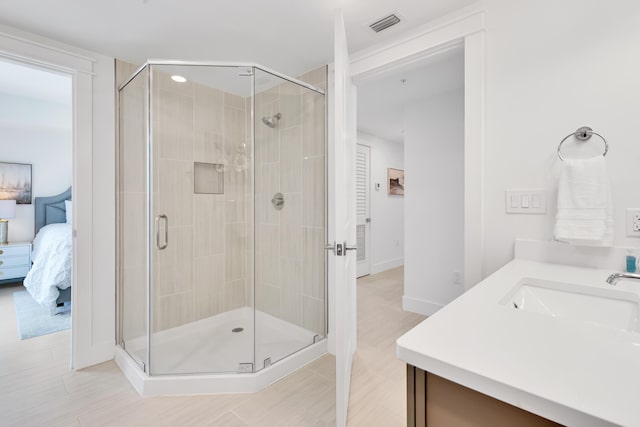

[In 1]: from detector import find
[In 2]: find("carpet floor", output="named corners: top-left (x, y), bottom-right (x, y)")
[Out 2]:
top-left (13, 290), bottom-right (70, 339)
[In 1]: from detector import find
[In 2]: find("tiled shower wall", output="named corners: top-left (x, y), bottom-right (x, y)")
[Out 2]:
top-left (152, 71), bottom-right (251, 333)
top-left (255, 66), bottom-right (327, 336)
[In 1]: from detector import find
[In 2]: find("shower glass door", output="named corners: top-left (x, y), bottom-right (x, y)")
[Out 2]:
top-left (253, 67), bottom-right (327, 371)
top-left (118, 66), bottom-right (149, 371)
top-left (148, 64), bottom-right (255, 375)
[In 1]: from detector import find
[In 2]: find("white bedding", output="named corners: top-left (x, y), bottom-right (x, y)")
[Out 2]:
top-left (23, 223), bottom-right (72, 310)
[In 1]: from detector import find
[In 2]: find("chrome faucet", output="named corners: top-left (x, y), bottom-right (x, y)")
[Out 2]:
top-left (606, 272), bottom-right (640, 286)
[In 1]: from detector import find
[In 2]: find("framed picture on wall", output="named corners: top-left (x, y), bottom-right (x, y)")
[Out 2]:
top-left (0, 162), bottom-right (32, 204)
top-left (387, 168), bottom-right (404, 196)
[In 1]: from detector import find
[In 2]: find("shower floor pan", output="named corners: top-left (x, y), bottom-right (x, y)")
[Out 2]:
top-left (115, 307), bottom-right (327, 396)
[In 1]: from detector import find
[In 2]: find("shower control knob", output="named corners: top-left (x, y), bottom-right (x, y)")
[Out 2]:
top-left (271, 193), bottom-right (285, 210)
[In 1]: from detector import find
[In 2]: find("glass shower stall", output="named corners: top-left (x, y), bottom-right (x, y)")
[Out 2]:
top-left (117, 62), bottom-right (327, 385)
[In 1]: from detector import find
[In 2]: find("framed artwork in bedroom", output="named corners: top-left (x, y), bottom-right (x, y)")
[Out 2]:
top-left (0, 162), bottom-right (32, 204)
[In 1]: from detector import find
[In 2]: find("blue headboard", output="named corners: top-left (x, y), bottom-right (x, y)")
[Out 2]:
top-left (34, 187), bottom-right (72, 235)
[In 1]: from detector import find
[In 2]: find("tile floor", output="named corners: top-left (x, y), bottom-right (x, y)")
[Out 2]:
top-left (0, 267), bottom-right (425, 426)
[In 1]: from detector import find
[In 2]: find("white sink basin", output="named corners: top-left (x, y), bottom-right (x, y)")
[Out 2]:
top-left (500, 278), bottom-right (640, 333)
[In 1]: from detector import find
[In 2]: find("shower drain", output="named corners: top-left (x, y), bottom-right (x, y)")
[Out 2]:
top-left (232, 327), bottom-right (244, 333)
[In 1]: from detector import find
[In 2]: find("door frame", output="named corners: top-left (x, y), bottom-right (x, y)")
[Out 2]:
top-left (349, 8), bottom-right (485, 289)
top-left (0, 26), bottom-right (115, 369)
top-left (355, 142), bottom-right (371, 278)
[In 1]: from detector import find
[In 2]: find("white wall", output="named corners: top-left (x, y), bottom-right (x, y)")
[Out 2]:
top-left (0, 92), bottom-right (72, 242)
top-left (403, 88), bottom-right (464, 314)
top-left (482, 0), bottom-right (640, 276)
top-left (357, 132), bottom-right (404, 274)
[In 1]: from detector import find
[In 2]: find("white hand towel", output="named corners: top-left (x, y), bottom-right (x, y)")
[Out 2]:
top-left (554, 156), bottom-right (614, 246)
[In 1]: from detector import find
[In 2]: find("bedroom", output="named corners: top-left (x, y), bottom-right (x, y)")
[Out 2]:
top-left (0, 58), bottom-right (73, 344)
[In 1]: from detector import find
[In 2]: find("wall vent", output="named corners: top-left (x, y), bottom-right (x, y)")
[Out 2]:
top-left (369, 14), bottom-right (401, 33)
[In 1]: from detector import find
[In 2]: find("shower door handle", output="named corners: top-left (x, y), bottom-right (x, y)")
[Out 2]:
top-left (155, 214), bottom-right (168, 250)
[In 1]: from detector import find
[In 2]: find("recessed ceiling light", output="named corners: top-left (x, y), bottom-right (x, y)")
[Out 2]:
top-left (171, 75), bottom-right (187, 83)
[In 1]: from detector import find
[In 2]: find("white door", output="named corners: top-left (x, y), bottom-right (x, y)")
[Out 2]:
top-left (356, 144), bottom-right (371, 278)
top-left (334, 9), bottom-right (358, 427)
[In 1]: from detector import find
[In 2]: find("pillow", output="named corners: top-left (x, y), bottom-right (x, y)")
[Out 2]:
top-left (65, 200), bottom-right (72, 224)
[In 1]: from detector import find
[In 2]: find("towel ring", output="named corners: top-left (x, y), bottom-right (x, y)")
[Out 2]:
top-left (557, 126), bottom-right (608, 161)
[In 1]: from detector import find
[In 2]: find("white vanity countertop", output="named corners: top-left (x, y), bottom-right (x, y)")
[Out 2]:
top-left (396, 259), bottom-right (640, 427)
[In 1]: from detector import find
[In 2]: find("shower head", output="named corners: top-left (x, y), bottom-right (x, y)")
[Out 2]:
top-left (261, 113), bottom-right (282, 128)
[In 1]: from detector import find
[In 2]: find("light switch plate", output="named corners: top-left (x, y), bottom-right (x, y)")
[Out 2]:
top-left (505, 189), bottom-right (546, 214)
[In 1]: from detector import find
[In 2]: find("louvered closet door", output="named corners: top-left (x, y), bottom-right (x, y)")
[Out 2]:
top-left (356, 144), bottom-right (371, 277)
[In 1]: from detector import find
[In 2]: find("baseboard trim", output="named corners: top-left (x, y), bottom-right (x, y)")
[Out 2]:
top-left (402, 296), bottom-right (443, 316)
top-left (371, 258), bottom-right (404, 275)
top-left (74, 341), bottom-right (115, 370)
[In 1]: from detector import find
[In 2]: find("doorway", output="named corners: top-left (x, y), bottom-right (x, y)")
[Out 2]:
top-left (0, 58), bottom-right (74, 352)
top-left (332, 9), bottom-right (485, 426)
top-left (356, 46), bottom-right (465, 314)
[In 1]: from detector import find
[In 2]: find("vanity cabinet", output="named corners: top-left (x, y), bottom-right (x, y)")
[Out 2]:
top-left (406, 365), bottom-right (562, 427)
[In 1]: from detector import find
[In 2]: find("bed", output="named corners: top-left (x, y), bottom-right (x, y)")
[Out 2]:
top-left (23, 187), bottom-right (72, 315)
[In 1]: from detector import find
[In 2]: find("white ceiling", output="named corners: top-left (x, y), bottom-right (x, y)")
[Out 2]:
top-left (357, 46), bottom-right (464, 144)
top-left (0, 0), bottom-right (476, 77)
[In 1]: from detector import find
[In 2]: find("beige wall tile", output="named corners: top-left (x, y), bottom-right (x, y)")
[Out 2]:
top-left (155, 226), bottom-right (194, 297)
top-left (225, 223), bottom-right (247, 283)
top-left (157, 159), bottom-right (193, 227)
top-left (280, 126), bottom-right (302, 193)
top-left (115, 59), bottom-right (142, 87)
top-left (194, 131), bottom-right (224, 165)
top-left (303, 296), bottom-right (325, 336)
top-left (194, 254), bottom-right (225, 320)
top-left (256, 99), bottom-right (280, 163)
top-left (156, 89), bottom-right (194, 162)
top-left (121, 265), bottom-right (147, 342)
top-left (281, 224), bottom-right (301, 260)
top-left (225, 279), bottom-right (248, 311)
top-left (257, 284), bottom-right (280, 317)
top-left (260, 163), bottom-right (280, 225)
top-left (224, 92), bottom-right (245, 110)
top-left (280, 257), bottom-right (302, 326)
top-left (193, 194), bottom-right (224, 257)
top-left (280, 192), bottom-right (301, 227)
top-left (224, 109), bottom-right (247, 149)
top-left (302, 227), bottom-right (325, 301)
top-left (154, 291), bottom-right (194, 332)
top-left (121, 192), bottom-right (146, 270)
top-left (259, 224), bottom-right (280, 286)
top-left (302, 91), bottom-right (325, 159)
top-left (194, 85), bottom-right (224, 133)
top-left (297, 66), bottom-right (327, 88)
top-left (302, 156), bottom-right (325, 227)
top-left (120, 89), bottom-right (147, 194)
top-left (279, 81), bottom-right (301, 129)
top-left (225, 169), bottom-right (248, 223)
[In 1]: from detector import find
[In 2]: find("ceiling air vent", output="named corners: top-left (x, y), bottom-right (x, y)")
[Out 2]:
top-left (369, 14), bottom-right (401, 33)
